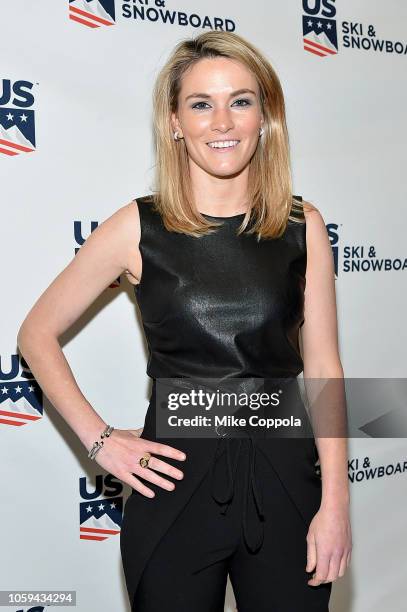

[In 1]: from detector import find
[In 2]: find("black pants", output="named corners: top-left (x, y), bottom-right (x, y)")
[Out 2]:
top-left (132, 438), bottom-right (332, 611)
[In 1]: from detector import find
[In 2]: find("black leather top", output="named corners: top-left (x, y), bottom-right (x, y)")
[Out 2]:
top-left (133, 194), bottom-right (306, 380)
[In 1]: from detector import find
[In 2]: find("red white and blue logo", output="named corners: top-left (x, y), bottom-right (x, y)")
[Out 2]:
top-left (302, 0), bottom-right (407, 58)
top-left (79, 474), bottom-right (124, 541)
top-left (0, 80), bottom-right (36, 157)
top-left (0, 355), bottom-right (43, 427)
top-left (69, 0), bottom-right (115, 28)
top-left (302, 0), bottom-right (338, 57)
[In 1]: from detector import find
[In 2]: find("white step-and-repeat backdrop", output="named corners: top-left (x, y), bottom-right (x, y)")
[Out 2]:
top-left (1, 1), bottom-right (406, 611)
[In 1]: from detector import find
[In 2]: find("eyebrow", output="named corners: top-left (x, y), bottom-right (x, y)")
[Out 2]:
top-left (184, 88), bottom-right (257, 102)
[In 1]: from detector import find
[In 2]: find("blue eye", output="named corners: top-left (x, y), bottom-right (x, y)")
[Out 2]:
top-left (191, 98), bottom-right (252, 110)
top-left (191, 102), bottom-right (209, 110)
top-left (233, 98), bottom-right (251, 106)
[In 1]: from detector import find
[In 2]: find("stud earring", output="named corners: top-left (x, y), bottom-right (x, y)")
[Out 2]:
top-left (174, 131), bottom-right (182, 141)
top-left (259, 127), bottom-right (264, 137)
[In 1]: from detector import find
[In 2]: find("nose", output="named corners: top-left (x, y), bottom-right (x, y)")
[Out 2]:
top-left (210, 106), bottom-right (235, 134)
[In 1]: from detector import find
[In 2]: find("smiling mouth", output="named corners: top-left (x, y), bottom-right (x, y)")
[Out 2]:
top-left (207, 140), bottom-right (240, 150)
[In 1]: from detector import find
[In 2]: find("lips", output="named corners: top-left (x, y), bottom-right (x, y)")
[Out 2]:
top-left (206, 140), bottom-right (240, 150)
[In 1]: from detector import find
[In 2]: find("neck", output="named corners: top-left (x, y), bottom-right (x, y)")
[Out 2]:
top-left (189, 158), bottom-right (250, 217)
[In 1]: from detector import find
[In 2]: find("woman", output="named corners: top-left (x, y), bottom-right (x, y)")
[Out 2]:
top-left (17, 31), bottom-right (352, 611)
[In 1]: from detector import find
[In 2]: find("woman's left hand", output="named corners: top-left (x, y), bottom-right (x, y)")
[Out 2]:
top-left (305, 501), bottom-right (352, 586)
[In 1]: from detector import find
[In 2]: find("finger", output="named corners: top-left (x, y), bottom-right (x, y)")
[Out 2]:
top-left (305, 533), bottom-right (317, 573)
top-left (145, 441), bottom-right (186, 462)
top-left (338, 553), bottom-right (348, 578)
top-left (146, 455), bottom-right (184, 480)
top-left (346, 550), bottom-right (352, 567)
top-left (126, 474), bottom-right (156, 498)
top-left (325, 554), bottom-right (341, 583)
top-left (135, 463), bottom-right (177, 491)
top-left (308, 555), bottom-right (329, 586)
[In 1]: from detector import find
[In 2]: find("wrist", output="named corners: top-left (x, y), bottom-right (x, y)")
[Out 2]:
top-left (321, 489), bottom-right (350, 510)
top-left (87, 424), bottom-right (115, 460)
top-left (80, 420), bottom-right (109, 453)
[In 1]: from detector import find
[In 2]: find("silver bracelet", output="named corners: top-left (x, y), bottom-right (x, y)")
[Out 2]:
top-left (88, 424), bottom-right (114, 460)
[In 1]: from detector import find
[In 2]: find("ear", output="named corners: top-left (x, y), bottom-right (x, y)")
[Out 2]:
top-left (171, 111), bottom-right (182, 136)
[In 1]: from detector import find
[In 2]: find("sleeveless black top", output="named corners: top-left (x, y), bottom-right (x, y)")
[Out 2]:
top-left (121, 194), bottom-right (321, 608)
top-left (134, 194), bottom-right (306, 380)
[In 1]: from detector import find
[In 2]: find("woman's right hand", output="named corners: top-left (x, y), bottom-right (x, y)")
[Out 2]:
top-left (93, 428), bottom-right (186, 497)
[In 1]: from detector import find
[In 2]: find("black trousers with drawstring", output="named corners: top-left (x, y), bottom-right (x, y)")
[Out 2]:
top-left (131, 437), bottom-right (332, 611)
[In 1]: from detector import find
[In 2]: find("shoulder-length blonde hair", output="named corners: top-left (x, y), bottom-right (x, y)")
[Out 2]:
top-left (149, 30), bottom-right (304, 240)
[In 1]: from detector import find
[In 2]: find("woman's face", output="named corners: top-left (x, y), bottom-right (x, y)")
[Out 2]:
top-left (171, 57), bottom-right (264, 179)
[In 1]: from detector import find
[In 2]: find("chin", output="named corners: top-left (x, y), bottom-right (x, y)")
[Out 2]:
top-left (207, 166), bottom-right (246, 179)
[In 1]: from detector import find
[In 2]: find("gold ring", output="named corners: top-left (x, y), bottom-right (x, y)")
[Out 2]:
top-left (139, 452), bottom-right (152, 468)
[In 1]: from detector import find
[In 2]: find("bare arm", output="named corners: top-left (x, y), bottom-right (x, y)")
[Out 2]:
top-left (17, 200), bottom-right (185, 496)
top-left (299, 201), bottom-right (352, 586)
top-left (300, 201), bottom-right (348, 506)
top-left (17, 201), bottom-right (141, 449)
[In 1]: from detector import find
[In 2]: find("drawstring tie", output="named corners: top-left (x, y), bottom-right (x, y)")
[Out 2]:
top-left (210, 433), bottom-right (265, 553)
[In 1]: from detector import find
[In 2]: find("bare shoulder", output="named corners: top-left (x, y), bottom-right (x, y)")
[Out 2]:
top-left (85, 198), bottom-right (142, 284)
top-left (120, 199), bottom-right (142, 284)
top-left (302, 200), bottom-right (327, 234)
top-left (302, 199), bottom-right (319, 217)
top-left (301, 200), bottom-right (333, 267)
top-left (116, 198), bottom-right (141, 248)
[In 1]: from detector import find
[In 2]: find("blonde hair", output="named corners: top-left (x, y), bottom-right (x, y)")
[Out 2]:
top-left (150, 30), bottom-right (304, 240)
